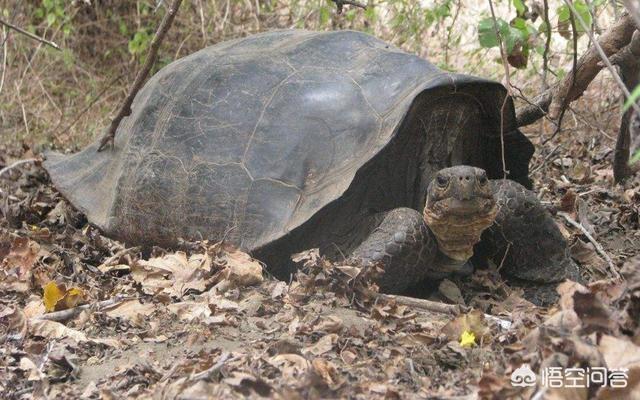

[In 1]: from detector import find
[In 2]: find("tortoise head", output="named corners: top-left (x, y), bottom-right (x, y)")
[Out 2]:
top-left (423, 166), bottom-right (498, 262)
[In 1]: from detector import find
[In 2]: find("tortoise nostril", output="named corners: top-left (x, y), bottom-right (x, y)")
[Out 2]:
top-left (464, 176), bottom-right (471, 181)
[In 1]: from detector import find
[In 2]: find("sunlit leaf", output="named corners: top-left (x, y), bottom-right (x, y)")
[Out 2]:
top-left (478, 17), bottom-right (508, 48)
top-left (512, 0), bottom-right (526, 15)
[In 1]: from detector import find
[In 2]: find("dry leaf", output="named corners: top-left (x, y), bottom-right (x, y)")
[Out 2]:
top-left (43, 282), bottom-right (86, 312)
top-left (104, 299), bottom-right (155, 321)
top-left (597, 335), bottom-right (640, 399)
top-left (303, 333), bottom-right (338, 356)
top-left (132, 251), bottom-right (211, 298)
top-left (217, 249), bottom-right (263, 287)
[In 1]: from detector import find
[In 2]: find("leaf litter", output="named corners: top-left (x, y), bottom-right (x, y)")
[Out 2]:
top-left (0, 134), bottom-right (639, 399)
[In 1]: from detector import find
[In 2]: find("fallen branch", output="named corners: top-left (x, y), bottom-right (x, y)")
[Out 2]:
top-left (558, 212), bottom-right (620, 280)
top-left (0, 19), bottom-right (61, 51)
top-left (32, 296), bottom-right (132, 322)
top-left (378, 293), bottom-right (461, 315)
top-left (0, 158), bottom-right (38, 179)
top-left (515, 13), bottom-right (638, 127)
top-left (379, 294), bottom-right (513, 329)
top-left (97, 0), bottom-right (183, 151)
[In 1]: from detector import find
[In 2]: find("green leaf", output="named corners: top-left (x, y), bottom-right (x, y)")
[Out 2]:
top-left (512, 0), bottom-right (526, 15)
top-left (364, 6), bottom-right (376, 21)
top-left (46, 12), bottom-right (56, 26)
top-left (478, 17), bottom-right (508, 48)
top-left (623, 85), bottom-right (640, 111)
top-left (319, 6), bottom-right (330, 25)
top-left (573, 1), bottom-right (592, 31)
top-left (558, 1), bottom-right (592, 33)
top-left (557, 5), bottom-right (570, 22)
top-left (512, 17), bottom-right (527, 30)
top-left (631, 149), bottom-right (640, 164)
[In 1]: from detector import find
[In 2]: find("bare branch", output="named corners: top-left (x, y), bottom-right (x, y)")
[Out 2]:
top-left (0, 158), bottom-right (38, 179)
top-left (331, 0), bottom-right (367, 14)
top-left (32, 296), bottom-right (133, 322)
top-left (556, 1), bottom-right (640, 119)
top-left (0, 19), bottom-right (61, 51)
top-left (97, 0), bottom-right (183, 152)
top-left (516, 13), bottom-right (638, 127)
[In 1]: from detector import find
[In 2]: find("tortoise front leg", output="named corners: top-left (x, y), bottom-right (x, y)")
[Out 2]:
top-left (479, 179), bottom-right (582, 306)
top-left (348, 207), bottom-right (440, 294)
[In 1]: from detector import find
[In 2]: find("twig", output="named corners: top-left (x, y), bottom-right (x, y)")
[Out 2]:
top-left (378, 293), bottom-right (461, 315)
top-left (32, 296), bottom-right (133, 322)
top-left (50, 73), bottom-right (125, 140)
top-left (0, 158), bottom-right (37, 179)
top-left (557, 211), bottom-right (620, 280)
top-left (97, 0), bottom-right (183, 151)
top-left (487, 0), bottom-right (512, 93)
top-left (0, 25), bottom-right (7, 96)
top-left (487, 0), bottom-right (511, 179)
top-left (541, 0), bottom-right (552, 89)
top-left (0, 19), bottom-right (61, 51)
top-left (190, 352), bottom-right (234, 381)
top-left (542, 3), bottom-right (580, 145)
top-left (378, 294), bottom-right (513, 329)
top-left (100, 246), bottom-right (141, 266)
top-left (331, 0), bottom-right (367, 14)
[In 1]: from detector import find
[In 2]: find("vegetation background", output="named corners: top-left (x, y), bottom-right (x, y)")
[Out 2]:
top-left (0, 0), bottom-right (631, 152)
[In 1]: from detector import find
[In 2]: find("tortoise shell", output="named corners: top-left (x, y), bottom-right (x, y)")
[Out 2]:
top-left (45, 30), bottom-right (533, 261)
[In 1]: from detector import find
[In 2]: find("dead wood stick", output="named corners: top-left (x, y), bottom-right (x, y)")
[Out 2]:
top-left (191, 352), bottom-right (234, 381)
top-left (0, 158), bottom-right (38, 179)
top-left (378, 293), bottom-right (462, 315)
top-left (378, 294), bottom-right (513, 329)
top-left (97, 0), bottom-right (183, 151)
top-left (32, 296), bottom-right (132, 322)
top-left (516, 13), bottom-right (637, 127)
top-left (0, 19), bottom-right (61, 51)
top-left (558, 212), bottom-right (620, 280)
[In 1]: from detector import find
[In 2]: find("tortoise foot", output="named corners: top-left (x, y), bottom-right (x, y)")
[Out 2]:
top-left (349, 207), bottom-right (438, 294)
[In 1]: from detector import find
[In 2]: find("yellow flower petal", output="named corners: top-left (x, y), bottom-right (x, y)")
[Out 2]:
top-left (43, 281), bottom-right (64, 312)
top-left (460, 330), bottom-right (476, 348)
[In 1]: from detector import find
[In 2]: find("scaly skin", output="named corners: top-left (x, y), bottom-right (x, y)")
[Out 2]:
top-left (350, 166), bottom-right (579, 306)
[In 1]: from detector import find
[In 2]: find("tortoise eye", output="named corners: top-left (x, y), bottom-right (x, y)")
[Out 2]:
top-left (436, 175), bottom-right (449, 187)
top-left (478, 173), bottom-right (488, 185)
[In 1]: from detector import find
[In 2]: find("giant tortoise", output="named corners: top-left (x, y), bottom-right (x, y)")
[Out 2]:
top-left (45, 30), bottom-right (580, 304)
